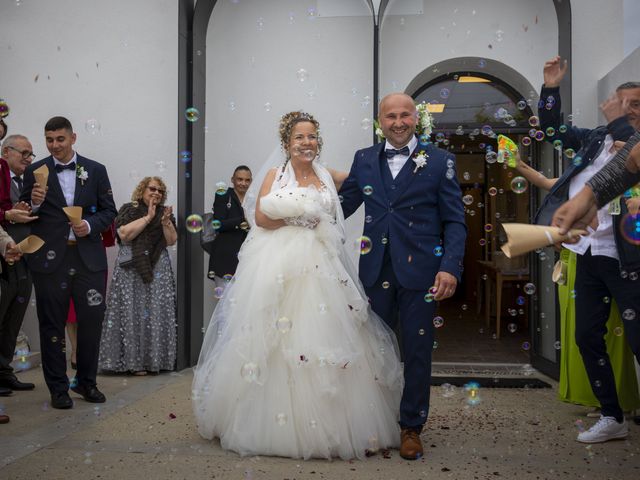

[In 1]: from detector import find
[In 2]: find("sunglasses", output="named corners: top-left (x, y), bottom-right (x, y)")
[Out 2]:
top-left (147, 186), bottom-right (165, 194)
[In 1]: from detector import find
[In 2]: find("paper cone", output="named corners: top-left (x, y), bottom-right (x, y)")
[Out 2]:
top-left (63, 206), bottom-right (83, 226)
top-left (16, 235), bottom-right (45, 254)
top-left (552, 260), bottom-right (568, 285)
top-left (500, 223), bottom-right (587, 258)
top-left (33, 164), bottom-right (49, 186)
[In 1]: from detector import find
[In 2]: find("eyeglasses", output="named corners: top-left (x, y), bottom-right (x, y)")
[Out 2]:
top-left (147, 186), bottom-right (165, 194)
top-left (7, 146), bottom-right (35, 160)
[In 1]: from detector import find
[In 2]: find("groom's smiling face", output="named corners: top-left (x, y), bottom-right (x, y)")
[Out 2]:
top-left (379, 94), bottom-right (418, 149)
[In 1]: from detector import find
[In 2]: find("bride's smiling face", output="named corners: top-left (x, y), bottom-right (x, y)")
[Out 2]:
top-left (288, 121), bottom-right (319, 163)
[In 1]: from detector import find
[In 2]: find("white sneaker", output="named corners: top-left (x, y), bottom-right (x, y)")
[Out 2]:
top-left (577, 415), bottom-right (628, 443)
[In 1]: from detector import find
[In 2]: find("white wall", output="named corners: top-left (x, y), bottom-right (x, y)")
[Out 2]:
top-left (203, 0), bottom-right (373, 323)
top-left (0, 0), bottom-right (178, 353)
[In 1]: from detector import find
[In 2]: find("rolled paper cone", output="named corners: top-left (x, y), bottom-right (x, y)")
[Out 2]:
top-left (499, 223), bottom-right (587, 258)
top-left (16, 235), bottom-right (45, 254)
top-left (552, 260), bottom-right (568, 285)
top-left (33, 164), bottom-right (49, 186)
top-left (63, 206), bottom-right (83, 226)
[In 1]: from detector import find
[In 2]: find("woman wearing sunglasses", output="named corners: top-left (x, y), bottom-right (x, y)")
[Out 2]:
top-left (98, 177), bottom-right (177, 375)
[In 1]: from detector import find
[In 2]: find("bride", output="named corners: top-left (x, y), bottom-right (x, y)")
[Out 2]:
top-left (192, 111), bottom-right (403, 460)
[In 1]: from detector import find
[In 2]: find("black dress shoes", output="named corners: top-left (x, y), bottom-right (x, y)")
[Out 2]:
top-left (51, 391), bottom-right (73, 409)
top-left (71, 384), bottom-right (106, 403)
top-left (0, 377), bottom-right (35, 391)
top-left (0, 386), bottom-right (12, 397)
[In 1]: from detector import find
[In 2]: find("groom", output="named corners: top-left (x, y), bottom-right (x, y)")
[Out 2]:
top-left (20, 116), bottom-right (117, 409)
top-left (340, 93), bottom-right (467, 459)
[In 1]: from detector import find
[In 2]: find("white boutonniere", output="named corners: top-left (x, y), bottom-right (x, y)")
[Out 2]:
top-left (413, 151), bottom-right (428, 173)
top-left (76, 165), bottom-right (88, 185)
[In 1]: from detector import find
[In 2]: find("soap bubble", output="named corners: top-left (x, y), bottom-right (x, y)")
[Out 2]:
top-left (240, 362), bottom-right (261, 383)
top-left (186, 214), bottom-right (203, 233)
top-left (296, 68), bottom-right (309, 82)
top-left (359, 236), bottom-right (372, 255)
top-left (510, 176), bottom-right (528, 194)
top-left (184, 107), bottom-right (200, 122)
top-left (85, 119), bottom-right (101, 135)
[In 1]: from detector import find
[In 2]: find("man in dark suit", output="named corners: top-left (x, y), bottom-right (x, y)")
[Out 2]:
top-left (339, 93), bottom-right (467, 460)
top-left (0, 134), bottom-right (38, 395)
top-left (20, 117), bottom-right (117, 409)
top-left (207, 165), bottom-right (252, 284)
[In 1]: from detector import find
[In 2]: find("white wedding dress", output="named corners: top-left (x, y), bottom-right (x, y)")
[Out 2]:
top-left (192, 161), bottom-right (403, 460)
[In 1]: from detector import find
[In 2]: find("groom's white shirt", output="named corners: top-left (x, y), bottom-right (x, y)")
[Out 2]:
top-left (384, 136), bottom-right (418, 179)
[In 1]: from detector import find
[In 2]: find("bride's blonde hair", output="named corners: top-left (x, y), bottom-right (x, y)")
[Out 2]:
top-left (278, 111), bottom-right (323, 158)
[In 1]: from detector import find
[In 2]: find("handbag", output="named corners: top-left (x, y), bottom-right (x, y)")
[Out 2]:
top-left (118, 248), bottom-right (134, 268)
top-left (200, 212), bottom-right (218, 255)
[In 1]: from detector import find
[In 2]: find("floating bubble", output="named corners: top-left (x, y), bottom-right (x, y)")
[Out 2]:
top-left (465, 382), bottom-right (481, 406)
top-left (484, 224), bottom-right (493, 232)
top-left (211, 219), bottom-right (221, 230)
top-left (488, 187), bottom-right (498, 196)
top-left (435, 132), bottom-right (446, 143)
top-left (572, 155), bottom-right (583, 167)
top-left (86, 289), bottom-right (103, 306)
top-left (46, 250), bottom-right (56, 260)
top-left (516, 296), bottom-right (525, 305)
top-left (619, 213), bottom-right (640, 245)
top-left (213, 287), bottom-right (224, 299)
top-left (296, 68), bottom-right (309, 82)
top-left (545, 127), bottom-right (555, 137)
top-left (494, 30), bottom-right (504, 42)
top-left (215, 181), bottom-right (227, 195)
top-left (528, 116), bottom-right (539, 127)
top-left (85, 119), bottom-right (101, 135)
top-left (382, 281), bottom-right (390, 289)
top-left (418, 134), bottom-right (430, 145)
top-left (433, 246), bottom-right (443, 257)
top-left (441, 383), bottom-right (456, 397)
top-left (418, 328), bottom-right (426, 336)
top-left (361, 118), bottom-right (372, 130)
top-left (365, 215), bottom-right (373, 223)
top-left (553, 139), bottom-right (563, 150)
top-left (433, 316), bottom-right (444, 328)
top-left (359, 236), bottom-right (372, 255)
top-left (559, 124), bottom-right (568, 133)
top-left (462, 194), bottom-right (474, 206)
top-left (479, 239), bottom-right (486, 246)
top-left (507, 323), bottom-right (517, 333)
top-left (381, 237), bottom-right (388, 245)
top-left (602, 296), bottom-right (610, 304)
top-left (0, 99), bottom-right (10, 117)
top-left (445, 168), bottom-right (455, 180)
top-left (424, 292), bottom-right (435, 303)
top-left (363, 185), bottom-right (373, 195)
top-left (622, 309), bottom-right (636, 321)
top-left (554, 341), bottom-right (561, 350)
top-left (240, 362), bottom-right (261, 382)
top-left (521, 137), bottom-right (532, 147)
top-left (510, 176), bottom-right (528, 194)
top-left (186, 214), bottom-right (203, 233)
top-left (613, 326), bottom-right (624, 336)
top-left (439, 88), bottom-right (450, 99)
top-left (485, 151), bottom-right (498, 164)
top-left (564, 148), bottom-right (576, 159)
top-left (275, 317), bottom-right (292, 333)
top-left (184, 107), bottom-right (200, 122)
top-left (179, 150), bottom-right (192, 163)
top-left (516, 100), bottom-right (527, 110)
top-left (521, 341), bottom-right (531, 350)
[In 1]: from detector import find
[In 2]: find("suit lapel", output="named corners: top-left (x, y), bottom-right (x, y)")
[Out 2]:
top-left (371, 143), bottom-right (388, 201)
top-left (73, 157), bottom-right (83, 205)
top-left (45, 157), bottom-right (67, 207)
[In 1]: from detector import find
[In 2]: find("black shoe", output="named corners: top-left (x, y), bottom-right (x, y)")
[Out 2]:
top-left (70, 384), bottom-right (106, 403)
top-left (0, 377), bottom-right (35, 391)
top-left (51, 391), bottom-right (73, 409)
top-left (0, 386), bottom-right (12, 397)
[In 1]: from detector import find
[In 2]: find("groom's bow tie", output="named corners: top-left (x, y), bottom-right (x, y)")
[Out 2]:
top-left (384, 146), bottom-right (410, 159)
top-left (54, 162), bottom-right (76, 173)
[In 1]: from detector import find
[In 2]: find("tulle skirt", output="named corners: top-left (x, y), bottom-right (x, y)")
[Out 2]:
top-left (192, 221), bottom-right (403, 460)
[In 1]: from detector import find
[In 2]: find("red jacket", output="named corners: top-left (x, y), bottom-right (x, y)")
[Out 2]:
top-left (0, 157), bottom-right (14, 227)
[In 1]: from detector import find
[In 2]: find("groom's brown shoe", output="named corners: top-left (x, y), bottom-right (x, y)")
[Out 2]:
top-left (400, 428), bottom-right (423, 460)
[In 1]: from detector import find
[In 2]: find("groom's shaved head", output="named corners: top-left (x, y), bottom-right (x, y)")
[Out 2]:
top-left (379, 93), bottom-right (416, 116)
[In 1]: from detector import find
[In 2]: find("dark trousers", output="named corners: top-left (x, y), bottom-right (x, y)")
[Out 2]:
top-left (364, 248), bottom-right (436, 430)
top-left (0, 260), bottom-right (32, 379)
top-left (575, 248), bottom-right (640, 421)
top-left (31, 246), bottom-right (106, 394)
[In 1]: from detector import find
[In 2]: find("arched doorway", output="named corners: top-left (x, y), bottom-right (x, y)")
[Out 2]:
top-left (407, 65), bottom-right (541, 365)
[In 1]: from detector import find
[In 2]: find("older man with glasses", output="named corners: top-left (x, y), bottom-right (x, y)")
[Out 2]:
top-left (0, 134), bottom-right (37, 400)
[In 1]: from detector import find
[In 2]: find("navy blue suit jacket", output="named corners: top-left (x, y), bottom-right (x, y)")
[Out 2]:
top-left (20, 154), bottom-right (117, 273)
top-left (339, 140), bottom-right (467, 289)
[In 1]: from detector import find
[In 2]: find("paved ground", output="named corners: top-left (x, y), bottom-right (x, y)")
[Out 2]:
top-left (1, 366), bottom-right (639, 480)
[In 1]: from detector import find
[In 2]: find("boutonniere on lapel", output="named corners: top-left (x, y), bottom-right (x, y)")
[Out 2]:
top-left (76, 164), bottom-right (88, 185)
top-left (412, 150), bottom-right (428, 173)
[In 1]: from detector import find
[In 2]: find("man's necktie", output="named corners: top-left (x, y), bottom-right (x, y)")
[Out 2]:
top-left (384, 146), bottom-right (410, 159)
top-left (54, 162), bottom-right (76, 173)
top-left (13, 176), bottom-right (22, 191)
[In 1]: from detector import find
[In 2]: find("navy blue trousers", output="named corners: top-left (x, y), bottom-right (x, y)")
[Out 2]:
top-left (574, 248), bottom-right (640, 421)
top-left (364, 248), bottom-right (436, 430)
